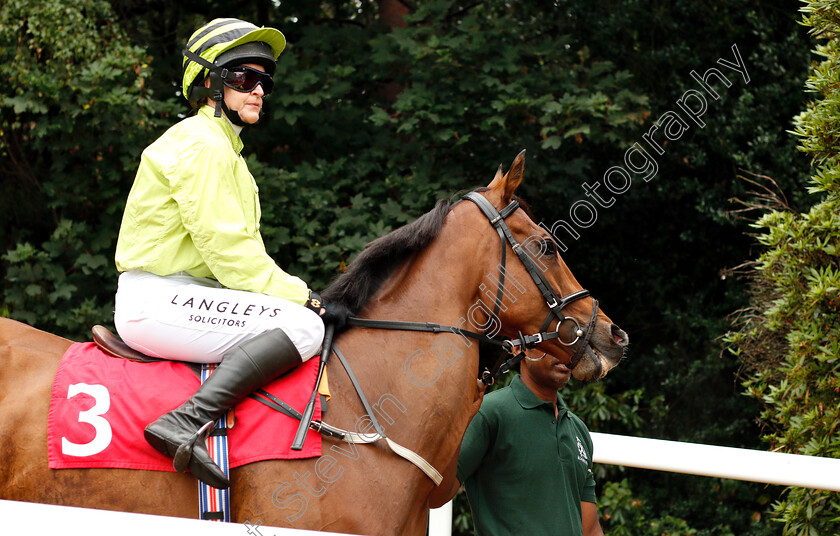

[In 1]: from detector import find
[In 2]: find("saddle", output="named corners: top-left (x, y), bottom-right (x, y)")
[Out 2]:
top-left (84, 328), bottom-right (327, 523)
top-left (90, 324), bottom-right (328, 418)
top-left (89, 326), bottom-right (441, 485)
top-left (92, 324), bottom-right (162, 363)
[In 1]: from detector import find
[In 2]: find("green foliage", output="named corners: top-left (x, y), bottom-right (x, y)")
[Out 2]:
top-left (599, 478), bottom-right (703, 536)
top-left (0, 0), bottom-right (176, 337)
top-left (565, 382), bottom-right (661, 436)
top-left (0, 1), bottom-right (821, 534)
top-left (726, 1), bottom-right (840, 533)
top-left (729, 197), bottom-right (840, 534)
top-left (3, 223), bottom-right (113, 338)
top-left (559, 2), bottom-right (809, 533)
top-left (256, 1), bottom-right (649, 290)
top-left (600, 475), bottom-right (782, 536)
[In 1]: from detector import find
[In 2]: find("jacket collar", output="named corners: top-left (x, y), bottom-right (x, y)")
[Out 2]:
top-left (198, 105), bottom-right (244, 154)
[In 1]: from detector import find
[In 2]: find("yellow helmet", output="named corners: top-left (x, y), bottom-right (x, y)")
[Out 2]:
top-left (181, 18), bottom-right (285, 109)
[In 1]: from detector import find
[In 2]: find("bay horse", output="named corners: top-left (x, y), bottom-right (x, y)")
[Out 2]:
top-left (0, 152), bottom-right (628, 534)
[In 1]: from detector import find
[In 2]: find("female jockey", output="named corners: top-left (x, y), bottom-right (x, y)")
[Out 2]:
top-left (113, 18), bottom-right (348, 489)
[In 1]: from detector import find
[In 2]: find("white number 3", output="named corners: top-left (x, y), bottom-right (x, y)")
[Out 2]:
top-left (61, 383), bottom-right (113, 457)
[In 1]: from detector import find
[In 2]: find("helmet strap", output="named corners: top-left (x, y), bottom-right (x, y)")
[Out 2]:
top-left (183, 48), bottom-right (262, 124)
top-left (220, 99), bottom-right (249, 126)
top-left (184, 49), bottom-right (225, 117)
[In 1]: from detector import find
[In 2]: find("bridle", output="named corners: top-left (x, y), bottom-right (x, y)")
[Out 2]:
top-left (346, 191), bottom-right (600, 383)
top-left (461, 192), bottom-right (599, 382)
top-left (258, 190), bottom-right (601, 485)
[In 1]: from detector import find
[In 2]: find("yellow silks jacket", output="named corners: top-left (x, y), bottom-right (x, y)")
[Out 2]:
top-left (115, 106), bottom-right (309, 305)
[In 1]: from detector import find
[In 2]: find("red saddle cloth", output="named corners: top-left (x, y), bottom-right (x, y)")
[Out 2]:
top-left (48, 342), bottom-right (321, 471)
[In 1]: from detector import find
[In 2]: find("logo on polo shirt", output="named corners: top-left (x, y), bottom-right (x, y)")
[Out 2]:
top-left (576, 436), bottom-right (588, 464)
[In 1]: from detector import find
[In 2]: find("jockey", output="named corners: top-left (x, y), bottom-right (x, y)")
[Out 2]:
top-left (113, 18), bottom-right (349, 489)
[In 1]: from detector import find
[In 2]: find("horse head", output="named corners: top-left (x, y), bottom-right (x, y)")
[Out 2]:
top-left (465, 150), bottom-right (628, 381)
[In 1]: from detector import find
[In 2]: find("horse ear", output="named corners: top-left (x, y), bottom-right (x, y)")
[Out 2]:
top-left (488, 150), bottom-right (525, 203)
top-left (491, 164), bottom-right (504, 183)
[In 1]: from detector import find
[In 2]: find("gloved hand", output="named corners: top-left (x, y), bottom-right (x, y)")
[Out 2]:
top-left (305, 292), bottom-right (324, 312)
top-left (306, 292), bottom-right (353, 332)
top-left (320, 302), bottom-right (353, 332)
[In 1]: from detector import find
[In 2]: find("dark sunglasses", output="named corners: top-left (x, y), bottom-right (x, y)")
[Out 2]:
top-left (222, 66), bottom-right (274, 95)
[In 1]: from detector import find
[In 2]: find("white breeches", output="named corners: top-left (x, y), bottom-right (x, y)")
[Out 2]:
top-left (114, 270), bottom-right (324, 363)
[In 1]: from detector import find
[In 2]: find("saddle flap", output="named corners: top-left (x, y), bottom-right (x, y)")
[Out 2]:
top-left (92, 325), bottom-right (161, 363)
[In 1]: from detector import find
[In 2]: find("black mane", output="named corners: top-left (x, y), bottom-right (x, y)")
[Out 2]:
top-left (322, 198), bottom-right (455, 313)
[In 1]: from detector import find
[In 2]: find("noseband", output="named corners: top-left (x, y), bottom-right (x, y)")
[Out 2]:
top-left (345, 192), bottom-right (600, 383)
top-left (462, 193), bottom-right (599, 381)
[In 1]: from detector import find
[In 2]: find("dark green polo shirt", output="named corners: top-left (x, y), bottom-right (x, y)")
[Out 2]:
top-left (457, 375), bottom-right (597, 536)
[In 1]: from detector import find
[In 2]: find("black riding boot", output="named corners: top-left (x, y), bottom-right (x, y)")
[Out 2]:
top-left (144, 329), bottom-right (302, 489)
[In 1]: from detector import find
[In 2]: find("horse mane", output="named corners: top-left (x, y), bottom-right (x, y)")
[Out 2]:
top-left (322, 197), bottom-right (456, 312)
top-left (322, 186), bottom-right (534, 313)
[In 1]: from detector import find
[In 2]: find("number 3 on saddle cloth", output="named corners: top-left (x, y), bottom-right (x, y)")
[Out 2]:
top-left (48, 342), bottom-right (325, 471)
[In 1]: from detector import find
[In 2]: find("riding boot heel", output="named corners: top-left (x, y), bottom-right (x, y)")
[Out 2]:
top-left (144, 417), bottom-right (229, 488)
top-left (143, 329), bottom-right (303, 489)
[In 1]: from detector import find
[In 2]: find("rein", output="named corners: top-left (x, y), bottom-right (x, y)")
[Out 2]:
top-left (250, 343), bottom-right (443, 485)
top-left (345, 192), bottom-right (599, 384)
top-left (252, 192), bottom-right (600, 486)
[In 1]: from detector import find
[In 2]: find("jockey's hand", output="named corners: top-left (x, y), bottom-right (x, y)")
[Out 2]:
top-left (306, 292), bottom-right (352, 331)
top-left (319, 302), bottom-right (352, 332)
top-left (305, 292), bottom-right (325, 313)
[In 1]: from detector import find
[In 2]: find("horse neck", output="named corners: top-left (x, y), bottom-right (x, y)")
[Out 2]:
top-left (351, 218), bottom-right (488, 463)
top-left (365, 207), bottom-right (492, 342)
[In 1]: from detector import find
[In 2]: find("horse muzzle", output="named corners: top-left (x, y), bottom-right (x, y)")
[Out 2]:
top-left (570, 323), bottom-right (629, 381)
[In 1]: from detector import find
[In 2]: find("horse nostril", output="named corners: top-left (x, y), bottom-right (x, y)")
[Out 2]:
top-left (610, 324), bottom-right (628, 346)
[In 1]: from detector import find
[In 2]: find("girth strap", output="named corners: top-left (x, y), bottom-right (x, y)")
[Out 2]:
top-left (249, 346), bottom-right (443, 486)
top-left (332, 346), bottom-right (443, 485)
top-left (197, 364), bottom-right (231, 523)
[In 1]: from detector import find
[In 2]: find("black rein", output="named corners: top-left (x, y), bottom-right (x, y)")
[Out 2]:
top-left (342, 192), bottom-right (599, 385)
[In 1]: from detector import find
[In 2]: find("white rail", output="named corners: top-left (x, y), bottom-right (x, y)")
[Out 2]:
top-left (428, 432), bottom-right (840, 533)
top-left (6, 434), bottom-right (838, 535)
top-left (590, 432), bottom-right (840, 491)
top-left (0, 499), bottom-right (355, 536)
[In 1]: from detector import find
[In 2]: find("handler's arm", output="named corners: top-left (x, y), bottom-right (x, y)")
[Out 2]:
top-left (581, 501), bottom-right (604, 536)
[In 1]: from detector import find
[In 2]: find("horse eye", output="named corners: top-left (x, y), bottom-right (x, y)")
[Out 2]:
top-left (542, 240), bottom-right (557, 256)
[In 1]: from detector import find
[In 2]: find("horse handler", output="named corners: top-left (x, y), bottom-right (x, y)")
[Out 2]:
top-left (441, 349), bottom-right (604, 535)
top-left (113, 18), bottom-right (349, 490)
